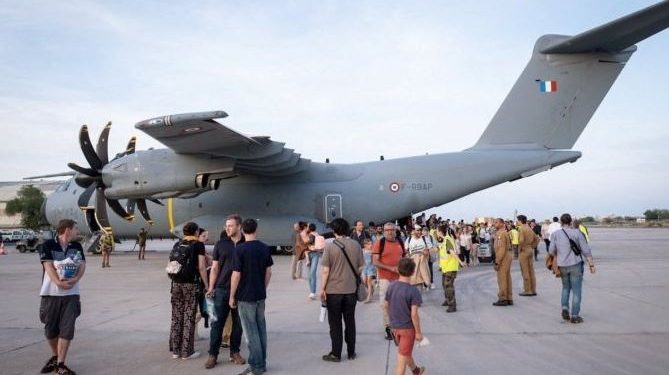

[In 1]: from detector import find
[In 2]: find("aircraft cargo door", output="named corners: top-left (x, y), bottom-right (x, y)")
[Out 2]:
top-left (324, 194), bottom-right (342, 223)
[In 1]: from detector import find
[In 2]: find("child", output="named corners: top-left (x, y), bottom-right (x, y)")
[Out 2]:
top-left (361, 239), bottom-right (376, 303)
top-left (384, 258), bottom-right (426, 375)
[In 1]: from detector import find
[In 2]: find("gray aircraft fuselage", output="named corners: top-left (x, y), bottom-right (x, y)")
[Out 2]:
top-left (45, 148), bottom-right (579, 245)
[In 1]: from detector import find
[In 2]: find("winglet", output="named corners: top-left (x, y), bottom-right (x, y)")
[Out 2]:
top-left (540, 0), bottom-right (669, 54)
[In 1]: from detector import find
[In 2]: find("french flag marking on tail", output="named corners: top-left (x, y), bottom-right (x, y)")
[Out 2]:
top-left (539, 80), bottom-right (558, 92)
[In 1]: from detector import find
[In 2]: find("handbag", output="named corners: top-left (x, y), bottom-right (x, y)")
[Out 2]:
top-left (333, 239), bottom-right (367, 302)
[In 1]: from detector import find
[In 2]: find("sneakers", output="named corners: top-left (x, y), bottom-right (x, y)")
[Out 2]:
top-left (308, 293), bottom-right (317, 300)
top-left (182, 351), bottom-right (201, 360)
top-left (492, 300), bottom-right (509, 306)
top-left (430, 283), bottom-right (436, 290)
top-left (506, 300), bottom-right (514, 306)
top-left (384, 326), bottom-right (393, 341)
top-left (561, 309), bottom-right (571, 321)
top-left (230, 352), bottom-right (247, 365)
top-left (55, 363), bottom-right (76, 375)
top-left (570, 316), bottom-right (584, 324)
top-left (172, 354), bottom-right (180, 359)
top-left (412, 365), bottom-right (426, 374)
top-left (446, 306), bottom-right (457, 313)
top-left (347, 353), bottom-right (357, 360)
top-left (205, 355), bottom-right (217, 369)
top-left (322, 352), bottom-right (341, 362)
top-left (237, 367), bottom-right (265, 375)
top-left (40, 356), bottom-right (57, 373)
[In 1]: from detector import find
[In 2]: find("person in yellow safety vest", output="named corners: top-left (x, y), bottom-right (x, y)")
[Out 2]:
top-left (509, 224), bottom-right (520, 259)
top-left (574, 219), bottom-right (590, 243)
top-left (437, 226), bottom-right (466, 313)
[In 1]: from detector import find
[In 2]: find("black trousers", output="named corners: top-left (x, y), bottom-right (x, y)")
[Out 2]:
top-left (326, 293), bottom-right (357, 358)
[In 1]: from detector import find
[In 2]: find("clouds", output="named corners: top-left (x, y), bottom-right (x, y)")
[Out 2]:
top-left (1, 1), bottom-right (667, 219)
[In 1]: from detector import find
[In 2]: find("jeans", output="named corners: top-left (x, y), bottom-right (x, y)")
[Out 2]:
top-left (559, 263), bottom-right (584, 317)
top-left (308, 251), bottom-right (322, 294)
top-left (208, 288), bottom-right (243, 357)
top-left (326, 293), bottom-right (357, 358)
top-left (238, 300), bottom-right (268, 372)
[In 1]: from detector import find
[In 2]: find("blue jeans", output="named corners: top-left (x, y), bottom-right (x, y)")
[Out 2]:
top-left (308, 252), bottom-right (322, 294)
top-left (238, 300), bottom-right (267, 372)
top-left (208, 288), bottom-right (242, 356)
top-left (559, 263), bottom-right (584, 317)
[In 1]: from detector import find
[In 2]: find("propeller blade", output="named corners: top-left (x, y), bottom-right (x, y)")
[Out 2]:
top-left (125, 136), bottom-right (136, 155)
top-left (79, 125), bottom-right (103, 171)
top-left (77, 184), bottom-right (96, 208)
top-left (74, 174), bottom-right (97, 188)
top-left (107, 198), bottom-right (134, 221)
top-left (137, 199), bottom-right (153, 224)
top-left (67, 162), bottom-right (99, 177)
top-left (147, 198), bottom-right (164, 206)
top-left (94, 188), bottom-right (111, 231)
top-left (126, 199), bottom-right (136, 216)
top-left (96, 121), bottom-right (111, 165)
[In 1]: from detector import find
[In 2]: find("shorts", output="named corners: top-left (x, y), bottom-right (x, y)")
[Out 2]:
top-left (392, 328), bottom-right (416, 357)
top-left (39, 295), bottom-right (81, 340)
top-left (362, 264), bottom-right (376, 277)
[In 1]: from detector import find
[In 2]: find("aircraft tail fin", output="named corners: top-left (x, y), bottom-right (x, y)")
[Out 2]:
top-left (472, 1), bottom-right (669, 150)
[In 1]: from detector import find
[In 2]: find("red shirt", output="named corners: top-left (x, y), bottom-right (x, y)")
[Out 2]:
top-left (373, 239), bottom-right (403, 281)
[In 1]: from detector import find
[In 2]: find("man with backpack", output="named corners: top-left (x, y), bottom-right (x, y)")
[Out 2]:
top-left (167, 222), bottom-right (209, 360)
top-left (372, 222), bottom-right (405, 341)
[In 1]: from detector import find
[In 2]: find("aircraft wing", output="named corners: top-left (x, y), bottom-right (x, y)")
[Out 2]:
top-left (135, 111), bottom-right (311, 176)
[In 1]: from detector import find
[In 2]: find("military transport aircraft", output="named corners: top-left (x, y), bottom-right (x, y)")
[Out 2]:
top-left (31, 1), bottom-right (669, 246)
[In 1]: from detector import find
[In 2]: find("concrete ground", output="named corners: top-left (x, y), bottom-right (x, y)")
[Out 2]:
top-left (1, 227), bottom-right (668, 375)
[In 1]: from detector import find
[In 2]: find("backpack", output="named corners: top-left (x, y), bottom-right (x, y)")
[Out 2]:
top-left (378, 237), bottom-right (406, 259)
top-left (166, 240), bottom-right (197, 283)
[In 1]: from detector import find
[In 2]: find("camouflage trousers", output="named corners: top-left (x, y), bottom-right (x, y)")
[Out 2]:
top-left (442, 271), bottom-right (457, 308)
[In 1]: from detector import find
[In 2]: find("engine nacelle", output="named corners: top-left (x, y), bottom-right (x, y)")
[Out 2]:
top-left (102, 149), bottom-right (235, 200)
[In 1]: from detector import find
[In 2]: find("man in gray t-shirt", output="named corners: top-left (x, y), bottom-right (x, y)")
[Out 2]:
top-left (548, 213), bottom-right (596, 324)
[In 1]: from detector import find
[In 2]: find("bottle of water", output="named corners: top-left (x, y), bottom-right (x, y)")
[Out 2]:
top-left (319, 302), bottom-right (327, 323)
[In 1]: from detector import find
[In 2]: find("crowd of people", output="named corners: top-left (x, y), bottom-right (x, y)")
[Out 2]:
top-left (36, 212), bottom-right (595, 375)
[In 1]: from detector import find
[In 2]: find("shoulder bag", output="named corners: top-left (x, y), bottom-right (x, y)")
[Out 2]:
top-left (333, 239), bottom-right (367, 302)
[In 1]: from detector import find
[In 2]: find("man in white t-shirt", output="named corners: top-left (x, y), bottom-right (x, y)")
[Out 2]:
top-left (38, 219), bottom-right (86, 375)
top-left (546, 217), bottom-right (561, 251)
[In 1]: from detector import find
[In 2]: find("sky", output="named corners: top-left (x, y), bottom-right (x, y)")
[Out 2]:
top-left (1, 0), bottom-right (668, 221)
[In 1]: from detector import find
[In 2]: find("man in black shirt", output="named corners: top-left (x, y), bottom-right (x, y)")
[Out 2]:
top-left (350, 220), bottom-right (372, 247)
top-left (230, 219), bottom-right (273, 375)
top-left (205, 214), bottom-right (246, 369)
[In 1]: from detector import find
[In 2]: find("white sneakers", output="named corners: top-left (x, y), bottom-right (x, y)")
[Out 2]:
top-left (430, 283), bottom-right (436, 290)
top-left (308, 293), bottom-right (317, 300)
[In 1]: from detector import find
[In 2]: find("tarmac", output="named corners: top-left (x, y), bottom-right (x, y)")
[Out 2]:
top-left (1, 227), bottom-right (669, 375)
